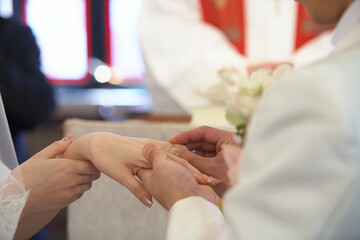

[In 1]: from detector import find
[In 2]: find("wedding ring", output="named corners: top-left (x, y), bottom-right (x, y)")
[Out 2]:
top-left (207, 176), bottom-right (213, 183)
top-left (168, 142), bottom-right (175, 152)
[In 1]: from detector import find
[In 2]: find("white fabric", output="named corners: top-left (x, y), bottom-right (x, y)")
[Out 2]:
top-left (167, 197), bottom-right (225, 240)
top-left (0, 95), bottom-right (19, 171)
top-left (0, 173), bottom-right (29, 240)
top-left (138, 0), bottom-right (248, 114)
top-left (0, 95), bottom-right (28, 240)
top-left (332, 0), bottom-right (360, 46)
top-left (166, 15), bottom-right (360, 240)
top-left (138, 0), bottom-right (333, 114)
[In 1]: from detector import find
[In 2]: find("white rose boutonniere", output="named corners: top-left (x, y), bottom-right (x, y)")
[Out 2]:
top-left (226, 63), bottom-right (292, 144)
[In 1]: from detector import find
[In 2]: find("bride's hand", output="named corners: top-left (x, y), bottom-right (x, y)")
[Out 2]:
top-left (137, 144), bottom-right (218, 211)
top-left (17, 136), bottom-right (100, 216)
top-left (61, 133), bottom-right (218, 208)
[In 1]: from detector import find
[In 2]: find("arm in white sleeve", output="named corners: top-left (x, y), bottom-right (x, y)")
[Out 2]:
top-left (166, 52), bottom-right (360, 239)
top-left (167, 196), bottom-right (225, 240)
top-left (222, 60), bottom-right (360, 239)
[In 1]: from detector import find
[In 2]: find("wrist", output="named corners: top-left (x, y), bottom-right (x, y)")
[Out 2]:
top-left (80, 133), bottom-right (99, 162)
top-left (64, 134), bottom-right (96, 161)
top-left (166, 186), bottom-right (201, 211)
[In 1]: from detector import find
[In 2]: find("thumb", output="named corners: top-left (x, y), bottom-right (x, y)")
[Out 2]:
top-left (169, 148), bottom-right (210, 173)
top-left (31, 134), bottom-right (74, 161)
top-left (142, 143), bottom-right (168, 166)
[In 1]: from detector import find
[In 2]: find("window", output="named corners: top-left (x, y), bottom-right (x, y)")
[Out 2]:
top-left (105, 0), bottom-right (145, 85)
top-left (24, 0), bottom-right (91, 84)
top-left (0, 0), bottom-right (13, 18)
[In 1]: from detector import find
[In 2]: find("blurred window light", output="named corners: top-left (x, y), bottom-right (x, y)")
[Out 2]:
top-left (94, 65), bottom-right (112, 83)
top-left (107, 0), bottom-right (145, 84)
top-left (0, 0), bottom-right (13, 18)
top-left (24, 0), bottom-right (90, 84)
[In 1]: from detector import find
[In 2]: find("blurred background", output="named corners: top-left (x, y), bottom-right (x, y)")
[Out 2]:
top-left (0, 0), bottom-right (335, 239)
top-left (1, 0), bottom-right (150, 119)
top-left (1, 1), bottom-right (150, 239)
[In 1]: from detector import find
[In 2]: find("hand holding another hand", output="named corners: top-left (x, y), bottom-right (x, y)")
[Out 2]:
top-left (137, 144), bottom-right (217, 211)
top-left (61, 133), bottom-right (216, 208)
top-left (17, 135), bottom-right (100, 217)
top-left (169, 126), bottom-right (241, 197)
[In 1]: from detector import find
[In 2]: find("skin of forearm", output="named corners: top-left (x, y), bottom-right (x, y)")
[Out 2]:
top-left (61, 134), bottom-right (94, 161)
top-left (61, 133), bottom-right (172, 163)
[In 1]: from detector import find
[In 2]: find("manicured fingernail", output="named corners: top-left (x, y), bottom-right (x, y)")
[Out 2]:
top-left (61, 134), bottom-right (74, 141)
top-left (142, 196), bottom-right (153, 208)
top-left (233, 135), bottom-right (242, 144)
top-left (201, 175), bottom-right (210, 184)
top-left (211, 178), bottom-right (222, 186)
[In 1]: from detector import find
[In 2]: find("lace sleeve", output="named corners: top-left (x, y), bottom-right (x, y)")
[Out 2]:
top-left (0, 173), bottom-right (29, 240)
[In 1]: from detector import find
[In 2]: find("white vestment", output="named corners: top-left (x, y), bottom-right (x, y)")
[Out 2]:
top-left (165, 1), bottom-right (360, 239)
top-left (0, 95), bottom-right (28, 240)
top-left (138, 0), bottom-right (334, 114)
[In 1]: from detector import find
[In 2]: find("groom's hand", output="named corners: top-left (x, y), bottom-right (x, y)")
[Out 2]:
top-left (137, 144), bottom-right (217, 211)
top-left (169, 126), bottom-right (239, 197)
top-left (169, 126), bottom-right (238, 156)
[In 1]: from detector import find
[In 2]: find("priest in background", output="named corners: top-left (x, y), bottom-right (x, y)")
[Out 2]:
top-left (138, 0), bottom-right (334, 115)
top-left (137, 0), bottom-right (360, 239)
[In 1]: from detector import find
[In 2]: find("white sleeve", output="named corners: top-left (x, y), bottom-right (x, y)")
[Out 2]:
top-left (0, 169), bottom-right (29, 240)
top-left (0, 94), bottom-right (29, 239)
top-left (221, 66), bottom-right (360, 239)
top-left (166, 64), bottom-right (360, 239)
top-left (138, 0), bottom-right (247, 112)
top-left (166, 196), bottom-right (225, 240)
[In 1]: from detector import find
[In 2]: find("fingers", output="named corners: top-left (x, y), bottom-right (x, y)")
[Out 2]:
top-left (169, 126), bottom-right (210, 144)
top-left (165, 152), bottom-right (210, 185)
top-left (169, 148), bottom-right (210, 172)
top-left (77, 182), bottom-right (92, 193)
top-left (145, 144), bottom-right (221, 187)
top-left (118, 169), bottom-right (153, 208)
top-left (137, 168), bottom-right (152, 185)
top-left (170, 126), bottom-right (231, 145)
top-left (72, 160), bottom-right (100, 175)
top-left (166, 152), bottom-right (201, 174)
top-left (185, 142), bottom-right (217, 153)
top-left (103, 162), bottom-right (153, 208)
top-left (143, 143), bottom-right (167, 166)
top-left (77, 172), bottom-right (101, 184)
top-left (168, 148), bottom-right (221, 186)
top-left (69, 182), bottom-right (93, 204)
top-left (32, 134), bottom-right (74, 161)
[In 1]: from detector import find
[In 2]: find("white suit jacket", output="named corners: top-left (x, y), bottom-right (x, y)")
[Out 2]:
top-left (166, 23), bottom-right (360, 240)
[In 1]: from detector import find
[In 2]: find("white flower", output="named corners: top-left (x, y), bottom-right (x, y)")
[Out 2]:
top-left (239, 69), bottom-right (271, 96)
top-left (263, 63), bottom-right (292, 89)
top-left (226, 94), bottom-right (259, 126)
top-left (196, 66), bottom-right (247, 104)
top-left (226, 63), bottom-right (292, 130)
